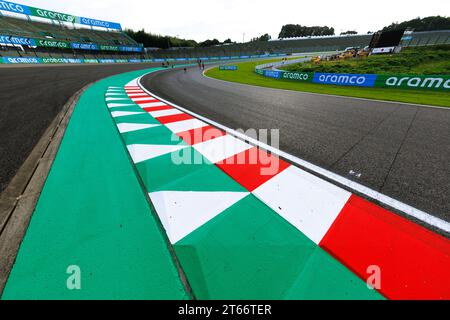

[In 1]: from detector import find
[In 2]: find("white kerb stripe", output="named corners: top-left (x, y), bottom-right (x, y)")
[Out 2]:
top-left (164, 119), bottom-right (209, 134)
top-left (138, 101), bottom-right (165, 108)
top-left (253, 166), bottom-right (351, 244)
top-left (117, 123), bottom-right (160, 133)
top-left (126, 92), bottom-right (146, 95)
top-left (126, 79), bottom-right (138, 87)
top-left (128, 94), bottom-right (150, 98)
top-left (193, 134), bottom-right (252, 164)
top-left (106, 97), bottom-right (130, 102)
top-left (111, 111), bottom-right (144, 118)
top-left (106, 93), bottom-right (127, 96)
top-left (147, 109), bottom-right (182, 118)
top-left (127, 144), bottom-right (187, 164)
top-left (149, 191), bottom-right (249, 243)
top-left (137, 73), bottom-right (450, 233)
top-left (107, 103), bottom-right (135, 109)
top-left (132, 97), bottom-right (158, 102)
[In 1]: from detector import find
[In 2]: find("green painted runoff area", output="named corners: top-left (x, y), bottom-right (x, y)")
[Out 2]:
top-left (174, 195), bottom-right (383, 299)
top-left (2, 68), bottom-right (189, 299)
top-left (2, 66), bottom-right (386, 300)
top-left (106, 84), bottom-right (385, 300)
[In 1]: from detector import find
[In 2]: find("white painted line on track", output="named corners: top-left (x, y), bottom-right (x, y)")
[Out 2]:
top-left (147, 108), bottom-right (183, 118)
top-left (137, 74), bottom-right (450, 234)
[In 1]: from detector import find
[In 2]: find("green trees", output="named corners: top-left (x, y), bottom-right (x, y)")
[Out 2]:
top-left (124, 29), bottom-right (197, 49)
top-left (341, 31), bottom-right (358, 35)
top-left (278, 24), bottom-right (335, 38)
top-left (198, 39), bottom-right (221, 47)
top-left (251, 33), bottom-right (272, 42)
top-left (277, 16), bottom-right (449, 40)
top-left (125, 29), bottom-right (235, 49)
top-left (382, 16), bottom-right (450, 32)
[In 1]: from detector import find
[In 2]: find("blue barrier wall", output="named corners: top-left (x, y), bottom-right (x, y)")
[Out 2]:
top-left (0, 53), bottom-right (288, 65)
top-left (312, 73), bottom-right (377, 87)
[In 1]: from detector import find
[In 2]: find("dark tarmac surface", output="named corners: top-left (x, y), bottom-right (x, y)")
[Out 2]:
top-left (0, 62), bottom-right (168, 192)
top-left (142, 66), bottom-right (450, 223)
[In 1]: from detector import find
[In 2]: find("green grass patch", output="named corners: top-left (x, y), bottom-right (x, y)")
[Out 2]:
top-left (205, 58), bottom-right (450, 107)
top-left (283, 45), bottom-right (450, 74)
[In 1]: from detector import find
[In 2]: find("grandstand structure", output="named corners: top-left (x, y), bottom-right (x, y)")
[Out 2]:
top-left (151, 30), bottom-right (450, 59)
top-left (0, 1), bottom-right (144, 61)
top-left (0, 1), bottom-right (448, 62)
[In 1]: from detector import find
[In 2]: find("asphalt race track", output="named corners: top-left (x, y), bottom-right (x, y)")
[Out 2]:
top-left (142, 66), bottom-right (450, 224)
top-left (0, 62), bottom-right (172, 192)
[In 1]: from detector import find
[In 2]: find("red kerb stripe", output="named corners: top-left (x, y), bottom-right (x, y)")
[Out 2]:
top-left (135, 99), bottom-right (159, 105)
top-left (143, 105), bottom-right (173, 112)
top-left (216, 147), bottom-right (291, 191)
top-left (156, 113), bottom-right (193, 124)
top-left (320, 194), bottom-right (450, 300)
top-left (177, 125), bottom-right (225, 145)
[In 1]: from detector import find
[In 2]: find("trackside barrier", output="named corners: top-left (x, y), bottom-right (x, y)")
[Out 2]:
top-left (0, 0), bottom-right (123, 30)
top-left (0, 34), bottom-right (143, 52)
top-left (255, 58), bottom-right (315, 83)
top-left (0, 57), bottom-right (149, 64)
top-left (256, 69), bottom-right (314, 83)
top-left (0, 53), bottom-right (289, 66)
top-left (255, 63), bottom-right (450, 91)
top-left (313, 73), bottom-right (377, 87)
top-left (375, 74), bottom-right (450, 90)
top-left (219, 65), bottom-right (238, 70)
top-left (255, 57), bottom-right (310, 71)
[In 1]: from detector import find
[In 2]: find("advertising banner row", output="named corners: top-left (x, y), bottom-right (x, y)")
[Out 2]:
top-left (0, 54), bottom-right (288, 65)
top-left (219, 65), bottom-right (238, 70)
top-left (0, 35), bottom-right (143, 52)
top-left (0, 1), bottom-right (122, 30)
top-left (0, 57), bottom-right (149, 64)
top-left (256, 69), bottom-right (450, 91)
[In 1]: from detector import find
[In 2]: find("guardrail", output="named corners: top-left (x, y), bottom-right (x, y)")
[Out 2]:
top-left (0, 53), bottom-right (290, 65)
top-left (255, 57), bottom-right (310, 71)
top-left (0, 34), bottom-right (142, 52)
top-left (255, 61), bottom-right (450, 91)
top-left (0, 57), bottom-right (149, 64)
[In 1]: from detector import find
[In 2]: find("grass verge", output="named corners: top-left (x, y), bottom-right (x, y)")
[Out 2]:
top-left (205, 59), bottom-right (450, 107)
top-left (282, 45), bottom-right (450, 74)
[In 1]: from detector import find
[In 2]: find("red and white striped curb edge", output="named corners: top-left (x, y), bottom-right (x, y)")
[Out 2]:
top-left (107, 77), bottom-right (450, 299)
top-left (136, 76), bottom-right (450, 234)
